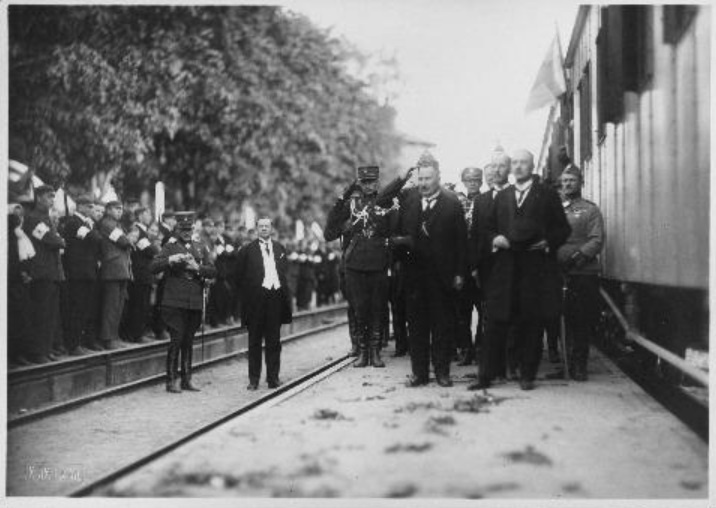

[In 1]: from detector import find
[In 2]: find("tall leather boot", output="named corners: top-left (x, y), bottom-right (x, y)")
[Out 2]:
top-left (353, 343), bottom-right (370, 368)
top-left (370, 335), bottom-right (385, 368)
top-left (347, 307), bottom-right (360, 357)
top-left (180, 345), bottom-right (200, 391)
top-left (166, 342), bottom-right (181, 393)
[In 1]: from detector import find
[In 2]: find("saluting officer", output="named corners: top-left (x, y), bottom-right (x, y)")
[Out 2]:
top-left (151, 212), bottom-right (216, 393)
top-left (325, 165), bottom-right (413, 369)
top-left (555, 165), bottom-right (604, 381)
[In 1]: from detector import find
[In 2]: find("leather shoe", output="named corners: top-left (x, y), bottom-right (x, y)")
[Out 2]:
top-left (571, 367), bottom-right (587, 382)
top-left (467, 378), bottom-right (491, 391)
top-left (392, 348), bottom-right (408, 357)
top-left (166, 381), bottom-right (181, 393)
top-left (181, 380), bottom-right (201, 391)
top-left (247, 383), bottom-right (259, 391)
top-left (405, 375), bottom-right (429, 387)
top-left (436, 376), bottom-right (453, 388)
top-left (519, 379), bottom-right (536, 391)
top-left (267, 379), bottom-right (282, 389)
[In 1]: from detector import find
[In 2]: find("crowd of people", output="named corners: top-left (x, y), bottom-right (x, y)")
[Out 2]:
top-left (326, 147), bottom-right (604, 391)
top-left (7, 191), bottom-right (342, 368)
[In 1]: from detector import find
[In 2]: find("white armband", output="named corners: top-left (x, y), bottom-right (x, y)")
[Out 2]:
top-left (226, 244), bottom-right (234, 253)
top-left (32, 222), bottom-right (50, 240)
top-left (136, 237), bottom-right (151, 250)
top-left (109, 228), bottom-right (123, 242)
top-left (76, 226), bottom-right (90, 239)
top-left (216, 245), bottom-right (225, 255)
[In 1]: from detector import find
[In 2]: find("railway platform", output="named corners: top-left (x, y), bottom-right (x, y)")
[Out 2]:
top-left (90, 330), bottom-right (707, 499)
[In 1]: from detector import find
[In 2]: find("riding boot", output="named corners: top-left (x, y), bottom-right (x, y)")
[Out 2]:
top-left (180, 345), bottom-right (200, 391)
top-left (166, 341), bottom-right (181, 393)
top-left (370, 335), bottom-right (385, 368)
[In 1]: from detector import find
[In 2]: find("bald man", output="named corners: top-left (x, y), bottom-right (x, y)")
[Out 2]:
top-left (472, 149), bottom-right (570, 391)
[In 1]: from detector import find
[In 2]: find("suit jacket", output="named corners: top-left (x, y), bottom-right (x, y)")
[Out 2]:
top-left (98, 215), bottom-right (132, 281)
top-left (397, 187), bottom-right (468, 290)
top-left (131, 224), bottom-right (159, 285)
top-left (469, 190), bottom-right (498, 285)
top-left (485, 180), bottom-right (571, 321)
top-left (236, 239), bottom-right (292, 326)
top-left (151, 236), bottom-right (216, 310)
top-left (62, 213), bottom-right (102, 280)
top-left (23, 208), bottom-right (65, 281)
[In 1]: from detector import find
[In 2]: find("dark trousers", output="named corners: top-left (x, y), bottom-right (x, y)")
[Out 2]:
top-left (100, 280), bottom-right (128, 344)
top-left (152, 278), bottom-right (167, 337)
top-left (345, 269), bottom-right (388, 348)
top-left (544, 316), bottom-right (561, 352)
top-left (389, 266), bottom-right (408, 353)
top-left (162, 306), bottom-right (202, 384)
top-left (456, 277), bottom-right (483, 353)
top-left (28, 280), bottom-right (60, 357)
top-left (208, 279), bottom-right (232, 326)
top-left (8, 280), bottom-right (33, 360)
top-left (564, 274), bottom-right (600, 370)
top-left (66, 279), bottom-right (99, 350)
top-left (122, 282), bottom-right (152, 342)
top-left (407, 272), bottom-right (455, 380)
top-left (482, 317), bottom-right (543, 382)
top-left (247, 288), bottom-right (283, 384)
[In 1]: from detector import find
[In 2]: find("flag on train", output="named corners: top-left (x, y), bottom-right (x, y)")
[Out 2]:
top-left (525, 30), bottom-right (567, 113)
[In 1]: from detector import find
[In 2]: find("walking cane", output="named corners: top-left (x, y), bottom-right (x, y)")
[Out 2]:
top-left (560, 278), bottom-right (569, 380)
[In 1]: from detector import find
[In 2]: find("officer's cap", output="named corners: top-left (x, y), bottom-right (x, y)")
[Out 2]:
top-left (175, 211), bottom-right (195, 230)
top-left (357, 165), bottom-right (379, 182)
top-left (561, 165), bottom-right (583, 181)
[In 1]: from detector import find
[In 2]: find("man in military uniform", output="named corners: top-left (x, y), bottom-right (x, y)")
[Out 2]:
top-left (554, 165), bottom-right (605, 381)
top-left (23, 185), bottom-right (66, 363)
top-left (325, 165), bottom-right (413, 368)
top-left (151, 212), bottom-right (216, 393)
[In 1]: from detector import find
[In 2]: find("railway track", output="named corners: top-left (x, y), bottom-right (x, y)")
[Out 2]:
top-left (69, 353), bottom-right (355, 497)
top-left (8, 304), bottom-right (348, 427)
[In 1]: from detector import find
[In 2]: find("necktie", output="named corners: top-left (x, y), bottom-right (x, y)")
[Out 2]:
top-left (422, 197), bottom-right (436, 211)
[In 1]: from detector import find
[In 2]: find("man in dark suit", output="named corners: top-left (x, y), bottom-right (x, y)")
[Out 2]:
top-left (23, 185), bottom-right (66, 363)
top-left (398, 152), bottom-right (468, 387)
top-left (98, 201), bottom-right (133, 350)
top-left (62, 195), bottom-right (103, 354)
top-left (472, 149), bottom-right (571, 391)
top-left (236, 217), bottom-right (293, 390)
top-left (122, 207), bottom-right (159, 342)
top-left (151, 211), bottom-right (216, 393)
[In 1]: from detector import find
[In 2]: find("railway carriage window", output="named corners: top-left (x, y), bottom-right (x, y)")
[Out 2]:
top-left (578, 65), bottom-right (592, 164)
top-left (597, 6), bottom-right (624, 135)
top-left (663, 5), bottom-right (698, 45)
top-left (623, 6), bottom-right (654, 93)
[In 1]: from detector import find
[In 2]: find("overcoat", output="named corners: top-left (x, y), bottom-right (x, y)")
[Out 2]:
top-left (484, 181), bottom-right (571, 321)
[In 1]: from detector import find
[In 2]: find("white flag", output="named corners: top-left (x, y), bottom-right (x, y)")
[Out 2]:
top-left (525, 32), bottom-right (566, 113)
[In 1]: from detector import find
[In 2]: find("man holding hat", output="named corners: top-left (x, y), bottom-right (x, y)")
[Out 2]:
top-left (151, 211), bottom-right (216, 393)
top-left (554, 165), bottom-right (604, 381)
top-left (23, 185), bottom-right (66, 363)
top-left (325, 164), bottom-right (414, 369)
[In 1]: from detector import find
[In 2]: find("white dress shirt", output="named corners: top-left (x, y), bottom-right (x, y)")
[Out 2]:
top-left (514, 179), bottom-right (533, 208)
top-left (260, 239), bottom-right (281, 290)
top-left (421, 190), bottom-right (440, 211)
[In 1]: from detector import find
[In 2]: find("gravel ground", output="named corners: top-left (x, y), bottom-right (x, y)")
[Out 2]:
top-left (7, 325), bottom-right (352, 496)
top-left (99, 347), bottom-right (708, 499)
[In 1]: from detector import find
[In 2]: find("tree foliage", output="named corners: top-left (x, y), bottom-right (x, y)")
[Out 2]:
top-left (9, 6), bottom-right (402, 230)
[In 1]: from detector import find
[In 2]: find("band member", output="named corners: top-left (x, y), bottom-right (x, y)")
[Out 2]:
top-left (325, 165), bottom-right (413, 369)
top-left (473, 149), bottom-right (570, 391)
top-left (398, 152), bottom-right (468, 387)
top-left (236, 217), bottom-right (293, 390)
top-left (151, 212), bottom-right (216, 393)
top-left (555, 165), bottom-right (604, 381)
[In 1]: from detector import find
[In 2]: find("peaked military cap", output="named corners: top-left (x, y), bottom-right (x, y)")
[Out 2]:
top-left (357, 165), bottom-right (379, 182)
top-left (175, 211), bottom-right (195, 230)
top-left (561, 164), bottom-right (583, 181)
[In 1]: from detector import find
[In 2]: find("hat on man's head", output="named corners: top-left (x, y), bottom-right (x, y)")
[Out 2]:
top-left (357, 165), bottom-right (379, 182)
top-left (75, 195), bottom-right (94, 207)
top-left (561, 164), bottom-right (583, 181)
top-left (105, 200), bottom-right (122, 210)
top-left (175, 211), bottom-right (195, 230)
top-left (34, 184), bottom-right (55, 197)
top-left (416, 151), bottom-right (439, 171)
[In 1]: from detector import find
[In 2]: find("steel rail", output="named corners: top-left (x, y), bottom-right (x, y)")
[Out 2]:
top-left (68, 354), bottom-right (355, 497)
top-left (600, 288), bottom-right (709, 387)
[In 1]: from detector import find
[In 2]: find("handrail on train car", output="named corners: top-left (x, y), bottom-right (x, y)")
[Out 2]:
top-left (599, 288), bottom-right (709, 388)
